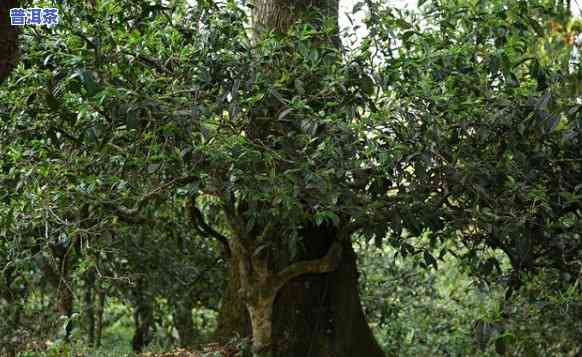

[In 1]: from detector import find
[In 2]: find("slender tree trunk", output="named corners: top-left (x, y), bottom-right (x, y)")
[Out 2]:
top-left (131, 281), bottom-right (155, 353)
top-left (0, 0), bottom-right (20, 84)
top-left (83, 268), bottom-right (96, 347)
top-left (2, 267), bottom-right (24, 357)
top-left (95, 287), bottom-right (106, 348)
top-left (171, 297), bottom-right (196, 348)
top-left (41, 244), bottom-right (76, 342)
top-left (58, 279), bottom-right (75, 342)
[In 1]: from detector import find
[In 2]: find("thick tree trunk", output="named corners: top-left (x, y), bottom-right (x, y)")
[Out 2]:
top-left (216, 225), bottom-right (384, 357)
top-left (252, 0), bottom-right (339, 34)
top-left (214, 1), bottom-right (383, 356)
top-left (248, 298), bottom-right (275, 357)
top-left (0, 0), bottom-right (20, 84)
top-left (273, 235), bottom-right (384, 356)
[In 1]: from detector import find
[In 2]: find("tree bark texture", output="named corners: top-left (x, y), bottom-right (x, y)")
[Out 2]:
top-left (252, 0), bottom-right (339, 34)
top-left (0, 0), bottom-right (20, 84)
top-left (216, 225), bottom-right (384, 357)
top-left (274, 229), bottom-right (384, 357)
top-left (214, 259), bottom-right (252, 342)
top-left (248, 298), bottom-right (275, 357)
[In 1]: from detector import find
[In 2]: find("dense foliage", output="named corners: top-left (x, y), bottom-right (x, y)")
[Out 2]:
top-left (1, 0), bottom-right (581, 356)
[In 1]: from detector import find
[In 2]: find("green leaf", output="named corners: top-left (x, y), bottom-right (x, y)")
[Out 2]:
top-left (314, 211), bottom-right (340, 226)
top-left (396, 18), bottom-right (412, 30)
top-left (79, 70), bottom-right (100, 97)
top-left (526, 17), bottom-right (545, 37)
top-left (423, 251), bottom-right (437, 269)
top-left (147, 163), bottom-right (161, 173)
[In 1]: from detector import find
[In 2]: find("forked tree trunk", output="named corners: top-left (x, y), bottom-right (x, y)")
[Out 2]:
top-left (217, 224), bottom-right (384, 357)
top-left (231, 225), bottom-right (348, 357)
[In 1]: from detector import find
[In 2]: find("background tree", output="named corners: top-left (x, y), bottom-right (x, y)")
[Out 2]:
top-left (0, 0), bottom-right (20, 84)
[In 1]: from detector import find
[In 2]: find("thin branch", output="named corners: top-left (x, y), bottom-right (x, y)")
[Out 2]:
top-left (48, 126), bottom-right (83, 146)
top-left (104, 175), bottom-right (198, 222)
top-left (186, 196), bottom-right (231, 257)
top-left (121, 50), bottom-right (173, 75)
top-left (73, 31), bottom-right (98, 50)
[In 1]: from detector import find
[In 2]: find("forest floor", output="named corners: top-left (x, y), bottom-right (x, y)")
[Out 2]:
top-left (141, 344), bottom-right (239, 357)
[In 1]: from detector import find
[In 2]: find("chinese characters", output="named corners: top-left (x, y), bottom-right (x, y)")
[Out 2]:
top-left (10, 8), bottom-right (59, 26)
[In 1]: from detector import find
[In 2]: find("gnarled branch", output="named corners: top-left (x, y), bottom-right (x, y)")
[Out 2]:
top-left (186, 196), bottom-right (231, 257)
top-left (273, 241), bottom-right (342, 293)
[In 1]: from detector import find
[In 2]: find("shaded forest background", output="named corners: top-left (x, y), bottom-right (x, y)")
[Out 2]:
top-left (1, 0), bottom-right (581, 356)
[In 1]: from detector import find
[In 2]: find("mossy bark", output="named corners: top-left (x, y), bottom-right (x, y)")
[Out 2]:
top-left (248, 296), bottom-right (275, 357)
top-left (214, 260), bottom-right (252, 342)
